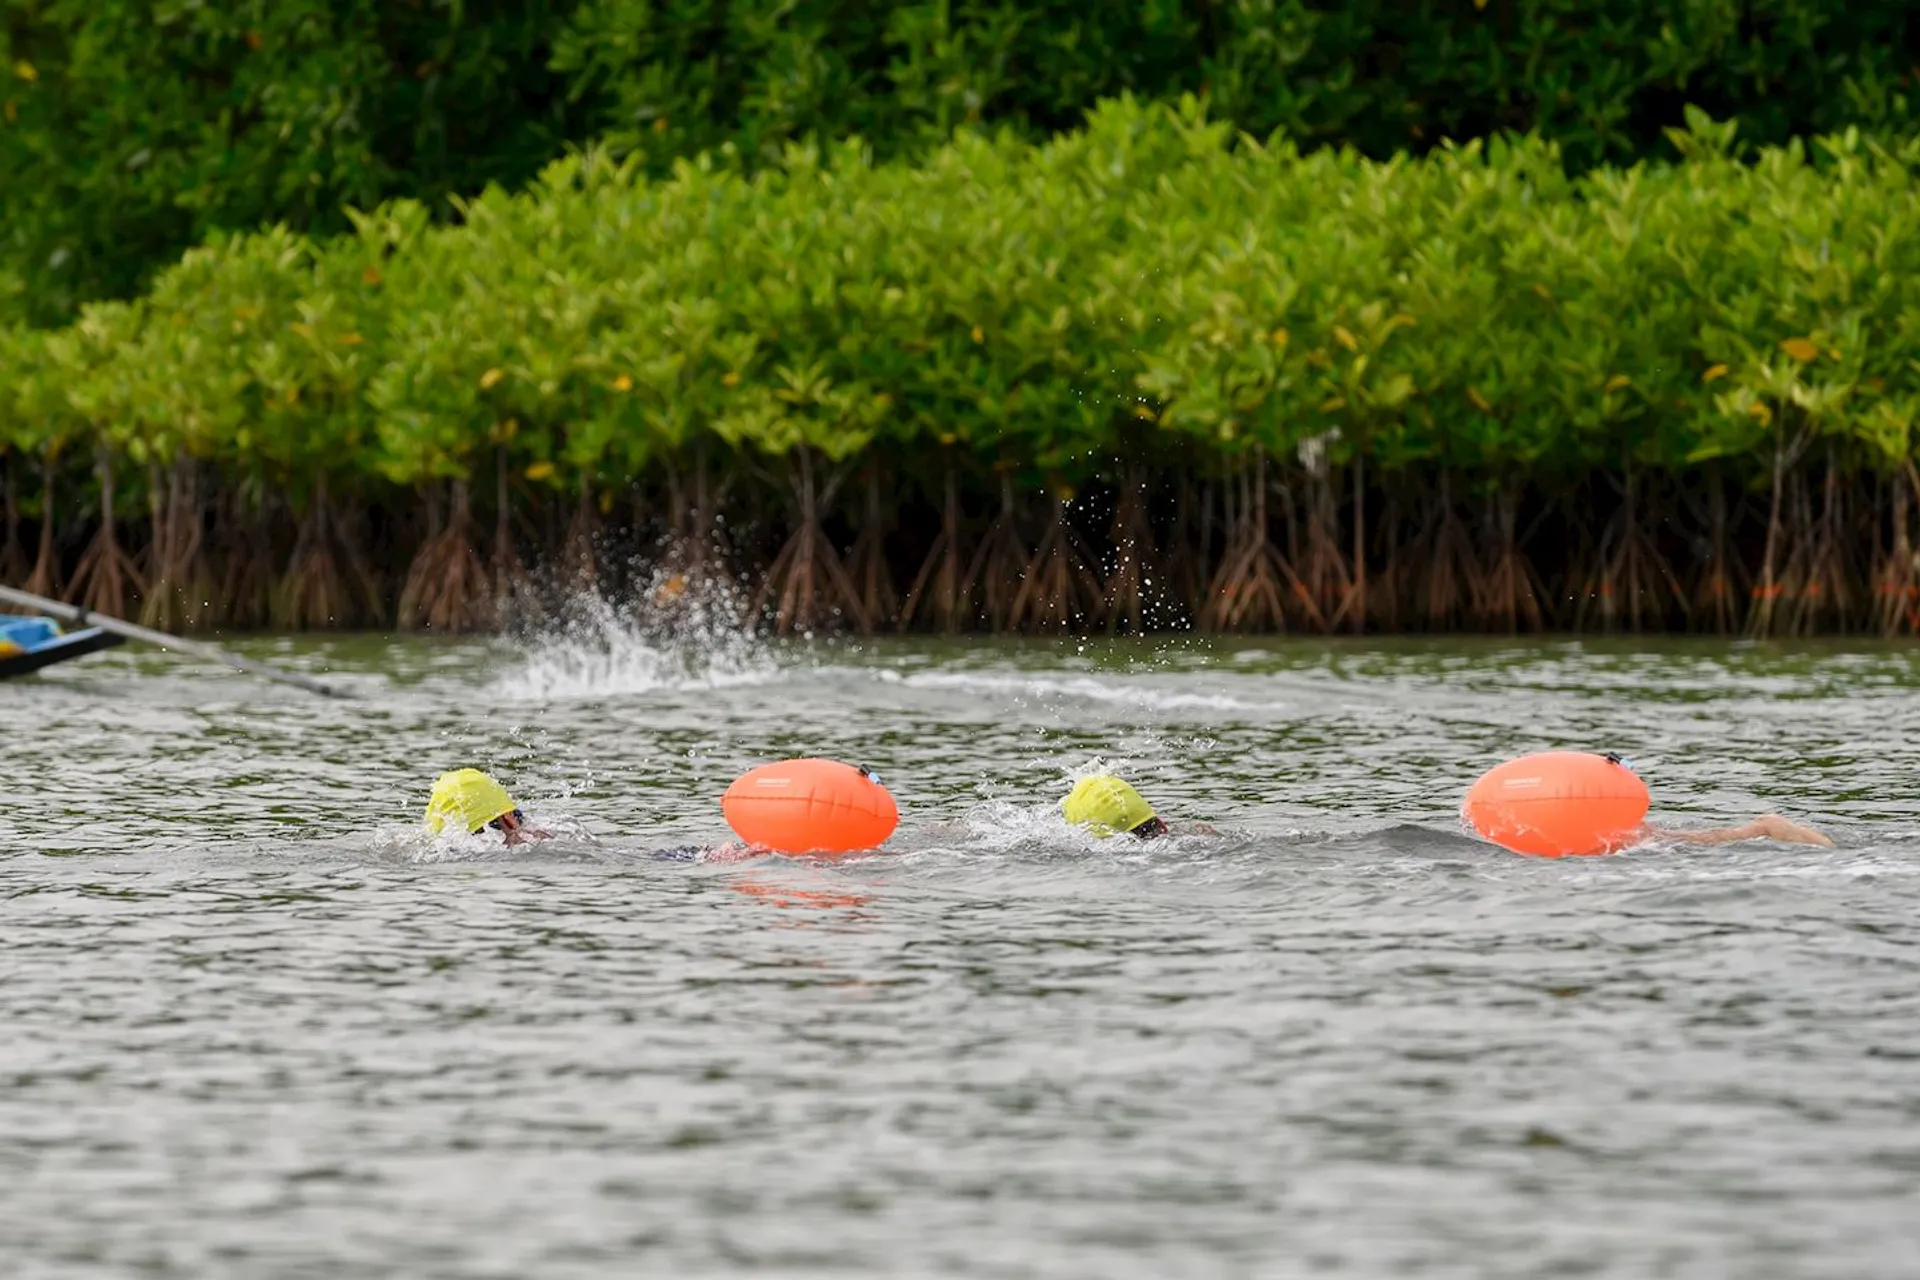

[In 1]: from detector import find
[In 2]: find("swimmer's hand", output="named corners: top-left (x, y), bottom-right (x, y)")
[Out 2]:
top-left (503, 827), bottom-right (556, 847)
top-left (1180, 821), bottom-right (1221, 836)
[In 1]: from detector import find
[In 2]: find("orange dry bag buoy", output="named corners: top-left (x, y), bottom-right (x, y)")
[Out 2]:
top-left (721, 758), bottom-right (899, 855)
top-left (1462, 751), bottom-right (1650, 857)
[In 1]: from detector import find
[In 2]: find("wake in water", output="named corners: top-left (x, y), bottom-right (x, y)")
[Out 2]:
top-left (485, 569), bottom-right (782, 701)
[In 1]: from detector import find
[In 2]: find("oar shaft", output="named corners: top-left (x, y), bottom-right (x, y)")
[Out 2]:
top-left (0, 584), bottom-right (352, 699)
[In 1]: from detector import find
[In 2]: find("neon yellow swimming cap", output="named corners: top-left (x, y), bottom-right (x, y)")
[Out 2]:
top-left (1061, 774), bottom-right (1156, 838)
top-left (424, 769), bottom-right (518, 835)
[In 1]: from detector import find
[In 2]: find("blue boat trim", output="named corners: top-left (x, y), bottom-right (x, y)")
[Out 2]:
top-left (0, 621), bottom-right (126, 678)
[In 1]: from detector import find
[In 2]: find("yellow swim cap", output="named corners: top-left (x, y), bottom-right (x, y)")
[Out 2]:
top-left (1061, 774), bottom-right (1157, 838)
top-left (424, 769), bottom-right (518, 835)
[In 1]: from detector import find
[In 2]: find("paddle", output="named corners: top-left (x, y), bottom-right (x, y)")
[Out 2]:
top-left (0, 584), bottom-right (355, 700)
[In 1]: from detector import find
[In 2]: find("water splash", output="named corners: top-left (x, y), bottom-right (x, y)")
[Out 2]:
top-left (486, 571), bottom-right (781, 701)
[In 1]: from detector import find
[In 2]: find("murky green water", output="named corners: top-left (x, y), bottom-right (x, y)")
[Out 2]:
top-left (5, 615), bottom-right (1918, 1278)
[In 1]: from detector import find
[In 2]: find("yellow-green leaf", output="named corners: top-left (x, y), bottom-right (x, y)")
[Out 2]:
top-left (14, 61), bottom-right (37, 83)
top-left (1604, 374), bottom-right (1631, 393)
top-left (479, 367), bottom-right (504, 389)
top-left (525, 461), bottom-right (555, 482)
top-left (1779, 337), bottom-right (1819, 362)
top-left (1332, 325), bottom-right (1359, 352)
top-left (1702, 364), bottom-right (1729, 382)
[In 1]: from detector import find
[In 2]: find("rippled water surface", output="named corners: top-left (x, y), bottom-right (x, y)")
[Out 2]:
top-left (5, 615), bottom-right (1919, 1278)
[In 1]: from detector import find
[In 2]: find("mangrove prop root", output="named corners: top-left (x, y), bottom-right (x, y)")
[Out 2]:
top-left (1104, 466), bottom-right (1160, 634)
top-left (1, 458), bottom-right (27, 587)
top-left (2, 458), bottom-right (27, 589)
top-left (491, 451), bottom-right (534, 615)
top-left (1202, 454), bottom-right (1313, 633)
top-left (1873, 462), bottom-right (1920, 636)
top-left (1160, 474), bottom-right (1208, 622)
top-left (1410, 476), bottom-right (1484, 632)
top-left (1686, 470), bottom-right (1746, 635)
top-left (960, 472), bottom-right (1035, 632)
top-left (1299, 463), bottom-right (1355, 630)
top-left (212, 493), bottom-right (272, 631)
top-left (276, 477), bottom-right (383, 630)
top-left (1749, 417), bottom-right (1817, 638)
top-left (844, 467), bottom-right (899, 634)
top-left (398, 480), bottom-right (495, 633)
top-left (1474, 487), bottom-right (1545, 633)
top-left (562, 474), bottom-right (599, 595)
top-left (660, 449), bottom-right (733, 590)
top-left (1783, 458), bottom-right (1854, 636)
top-left (143, 459), bottom-right (215, 632)
top-left (752, 448), bottom-right (868, 635)
top-left (900, 464), bottom-right (966, 633)
top-left (1576, 469), bottom-right (1687, 633)
top-left (26, 454), bottom-right (63, 600)
top-left (13, 450), bottom-right (1920, 637)
top-left (1346, 454), bottom-right (1367, 635)
top-left (65, 450), bottom-right (148, 619)
top-left (1009, 490), bottom-right (1104, 634)
top-left (1372, 494), bottom-right (1404, 632)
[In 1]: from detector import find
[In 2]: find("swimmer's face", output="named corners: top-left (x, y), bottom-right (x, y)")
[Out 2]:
top-left (489, 808), bottom-right (528, 845)
top-left (1130, 816), bottom-right (1169, 840)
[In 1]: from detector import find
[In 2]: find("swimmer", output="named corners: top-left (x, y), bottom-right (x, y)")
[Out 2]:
top-left (1061, 774), bottom-right (1217, 840)
top-left (424, 768), bottom-right (554, 846)
top-left (649, 842), bottom-right (766, 863)
top-left (1648, 814), bottom-right (1834, 848)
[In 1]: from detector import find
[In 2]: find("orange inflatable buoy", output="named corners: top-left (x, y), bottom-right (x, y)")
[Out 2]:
top-left (721, 758), bottom-right (899, 854)
top-left (1462, 751), bottom-right (1650, 857)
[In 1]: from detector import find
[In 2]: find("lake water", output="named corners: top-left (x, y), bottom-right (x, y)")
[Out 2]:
top-left (4, 607), bottom-right (1918, 1278)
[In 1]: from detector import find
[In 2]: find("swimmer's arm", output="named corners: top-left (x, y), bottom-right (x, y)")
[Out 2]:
top-left (1179, 821), bottom-right (1221, 836)
top-left (1651, 815), bottom-right (1834, 848)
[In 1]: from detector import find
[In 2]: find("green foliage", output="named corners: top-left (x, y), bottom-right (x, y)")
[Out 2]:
top-left (553, 0), bottom-right (1920, 176)
top-left (7, 99), bottom-right (1920, 513)
top-left (0, 0), bottom-right (578, 324)
top-left (7, 1), bottom-right (1920, 325)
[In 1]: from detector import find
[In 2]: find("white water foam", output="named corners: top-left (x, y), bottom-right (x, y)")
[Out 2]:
top-left (485, 574), bottom-right (782, 702)
top-left (883, 668), bottom-right (1274, 717)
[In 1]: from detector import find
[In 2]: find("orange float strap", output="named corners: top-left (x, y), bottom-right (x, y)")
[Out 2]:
top-left (721, 758), bottom-right (899, 855)
top-left (1462, 750), bottom-right (1650, 857)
